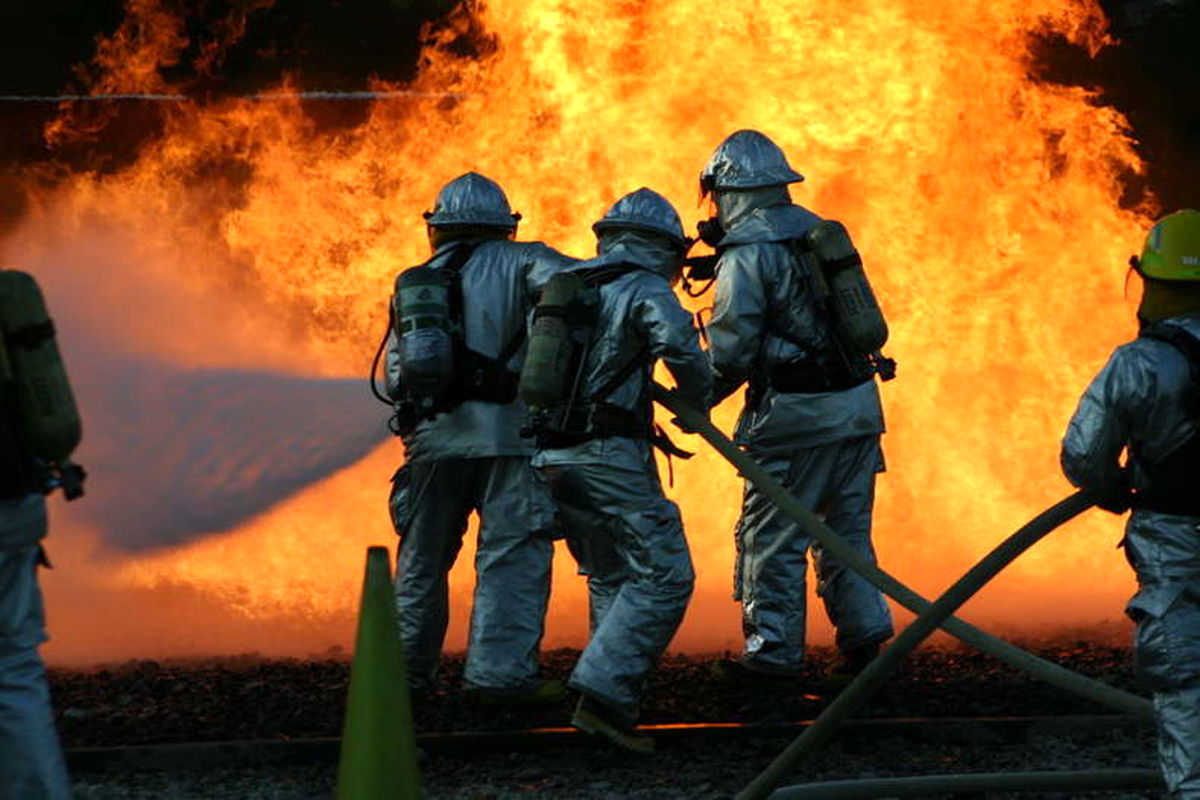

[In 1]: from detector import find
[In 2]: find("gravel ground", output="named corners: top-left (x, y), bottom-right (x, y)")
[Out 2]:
top-left (55, 642), bottom-right (1167, 798)
top-left (68, 727), bottom-right (1160, 799)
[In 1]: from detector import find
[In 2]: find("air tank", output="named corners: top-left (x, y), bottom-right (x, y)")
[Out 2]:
top-left (519, 272), bottom-right (588, 409)
top-left (806, 220), bottom-right (889, 354)
top-left (393, 266), bottom-right (456, 408)
top-left (0, 271), bottom-right (82, 462)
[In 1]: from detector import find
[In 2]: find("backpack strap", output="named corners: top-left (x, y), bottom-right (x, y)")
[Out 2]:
top-left (1141, 323), bottom-right (1200, 412)
top-left (577, 262), bottom-right (651, 405)
top-left (1132, 323), bottom-right (1200, 516)
top-left (437, 240), bottom-right (486, 332)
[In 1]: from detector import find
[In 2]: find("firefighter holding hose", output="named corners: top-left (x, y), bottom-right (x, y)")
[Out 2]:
top-left (1061, 210), bottom-right (1200, 799)
top-left (699, 130), bottom-right (895, 685)
top-left (0, 267), bottom-right (82, 798)
top-left (382, 172), bottom-right (573, 701)
top-left (519, 188), bottom-right (711, 752)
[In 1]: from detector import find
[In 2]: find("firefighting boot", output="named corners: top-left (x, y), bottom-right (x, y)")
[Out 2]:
top-left (825, 642), bottom-right (882, 688)
top-left (570, 693), bottom-right (655, 754)
top-left (469, 679), bottom-right (567, 707)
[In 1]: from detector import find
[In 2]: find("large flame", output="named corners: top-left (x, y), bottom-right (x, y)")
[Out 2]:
top-left (4, 0), bottom-right (1151, 664)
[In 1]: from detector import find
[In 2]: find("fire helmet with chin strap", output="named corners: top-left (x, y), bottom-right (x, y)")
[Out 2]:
top-left (700, 130), bottom-right (805, 197)
top-left (1135, 209), bottom-right (1200, 282)
top-left (592, 187), bottom-right (690, 250)
top-left (423, 172), bottom-right (522, 230)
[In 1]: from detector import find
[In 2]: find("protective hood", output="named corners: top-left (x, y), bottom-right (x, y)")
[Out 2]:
top-left (1144, 307), bottom-right (1200, 337)
top-left (1139, 279), bottom-right (1200, 325)
top-left (424, 172), bottom-right (520, 229)
top-left (715, 185), bottom-right (792, 231)
top-left (701, 130), bottom-right (805, 193)
top-left (718, 203), bottom-right (823, 247)
top-left (592, 229), bottom-right (682, 282)
top-left (593, 188), bottom-right (689, 248)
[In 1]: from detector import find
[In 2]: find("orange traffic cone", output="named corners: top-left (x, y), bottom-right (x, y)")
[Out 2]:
top-left (337, 546), bottom-right (421, 799)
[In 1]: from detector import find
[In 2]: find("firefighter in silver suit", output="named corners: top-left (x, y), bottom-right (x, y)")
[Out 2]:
top-left (702, 130), bottom-right (894, 681)
top-left (531, 188), bottom-right (711, 752)
top-left (1062, 210), bottom-right (1200, 799)
top-left (384, 172), bottom-right (573, 700)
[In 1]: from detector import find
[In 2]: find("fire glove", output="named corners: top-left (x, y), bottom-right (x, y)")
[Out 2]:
top-left (389, 401), bottom-right (418, 438)
top-left (1096, 470), bottom-right (1134, 515)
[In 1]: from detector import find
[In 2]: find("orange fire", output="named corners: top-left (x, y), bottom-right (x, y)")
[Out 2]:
top-left (4, 0), bottom-right (1152, 664)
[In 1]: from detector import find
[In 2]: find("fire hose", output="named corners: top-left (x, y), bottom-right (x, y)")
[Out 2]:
top-left (648, 384), bottom-right (1151, 796)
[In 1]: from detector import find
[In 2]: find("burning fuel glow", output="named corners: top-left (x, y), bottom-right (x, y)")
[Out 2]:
top-left (2, 0), bottom-right (1153, 664)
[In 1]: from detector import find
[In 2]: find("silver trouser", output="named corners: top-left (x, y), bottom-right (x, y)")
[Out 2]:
top-left (734, 435), bottom-right (893, 674)
top-left (1122, 513), bottom-right (1200, 798)
top-left (1123, 514), bottom-right (1200, 691)
top-left (539, 440), bottom-right (694, 721)
top-left (390, 456), bottom-right (556, 691)
top-left (1, 538), bottom-right (72, 800)
top-left (1156, 686), bottom-right (1200, 798)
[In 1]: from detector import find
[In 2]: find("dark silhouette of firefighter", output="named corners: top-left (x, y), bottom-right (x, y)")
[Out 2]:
top-left (0, 267), bottom-right (84, 799)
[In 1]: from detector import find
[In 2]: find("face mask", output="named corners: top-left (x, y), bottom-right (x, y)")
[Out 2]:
top-left (696, 217), bottom-right (726, 248)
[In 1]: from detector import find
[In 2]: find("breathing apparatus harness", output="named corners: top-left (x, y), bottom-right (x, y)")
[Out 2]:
top-left (369, 240), bottom-right (528, 437)
top-left (520, 263), bottom-right (692, 462)
top-left (1128, 322), bottom-right (1200, 517)
top-left (684, 214), bottom-right (896, 407)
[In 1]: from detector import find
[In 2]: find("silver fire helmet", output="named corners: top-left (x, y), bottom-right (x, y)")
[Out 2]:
top-left (592, 188), bottom-right (689, 249)
top-left (424, 172), bottom-right (522, 229)
top-left (700, 130), bottom-right (805, 196)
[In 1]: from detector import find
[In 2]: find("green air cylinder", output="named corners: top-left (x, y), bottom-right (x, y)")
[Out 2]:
top-left (0, 271), bottom-right (82, 462)
top-left (519, 272), bottom-right (587, 409)
top-left (394, 266), bottom-right (456, 406)
top-left (806, 220), bottom-right (889, 353)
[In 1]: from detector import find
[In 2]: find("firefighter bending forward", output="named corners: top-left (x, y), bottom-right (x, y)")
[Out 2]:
top-left (384, 173), bottom-right (573, 701)
top-left (526, 189), bottom-right (712, 752)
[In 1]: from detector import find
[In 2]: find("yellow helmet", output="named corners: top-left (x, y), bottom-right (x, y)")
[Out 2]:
top-left (1136, 209), bottom-right (1200, 282)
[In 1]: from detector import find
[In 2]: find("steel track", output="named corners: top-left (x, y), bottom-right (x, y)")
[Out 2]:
top-left (65, 713), bottom-right (1152, 772)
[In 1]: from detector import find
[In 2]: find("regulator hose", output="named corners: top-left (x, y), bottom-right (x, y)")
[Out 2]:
top-left (649, 383), bottom-right (1150, 723)
top-left (369, 307), bottom-right (395, 407)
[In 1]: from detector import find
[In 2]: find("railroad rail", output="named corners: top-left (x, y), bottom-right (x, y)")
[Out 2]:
top-left (65, 713), bottom-right (1151, 771)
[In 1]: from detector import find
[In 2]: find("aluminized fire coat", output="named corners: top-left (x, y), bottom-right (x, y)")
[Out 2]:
top-left (707, 196), bottom-right (892, 674)
top-left (0, 494), bottom-right (71, 800)
top-left (385, 236), bottom-right (572, 691)
top-left (1062, 312), bottom-right (1200, 798)
top-left (533, 229), bottom-right (711, 720)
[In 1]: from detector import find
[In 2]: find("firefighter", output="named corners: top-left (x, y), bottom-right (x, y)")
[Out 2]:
top-left (1, 268), bottom-right (81, 799)
top-left (526, 188), bottom-right (712, 752)
top-left (701, 130), bottom-right (894, 682)
top-left (384, 172), bottom-right (573, 701)
top-left (1061, 210), bottom-right (1200, 799)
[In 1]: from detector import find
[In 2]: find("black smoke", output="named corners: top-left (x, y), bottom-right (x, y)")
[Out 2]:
top-left (1030, 0), bottom-right (1200, 213)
